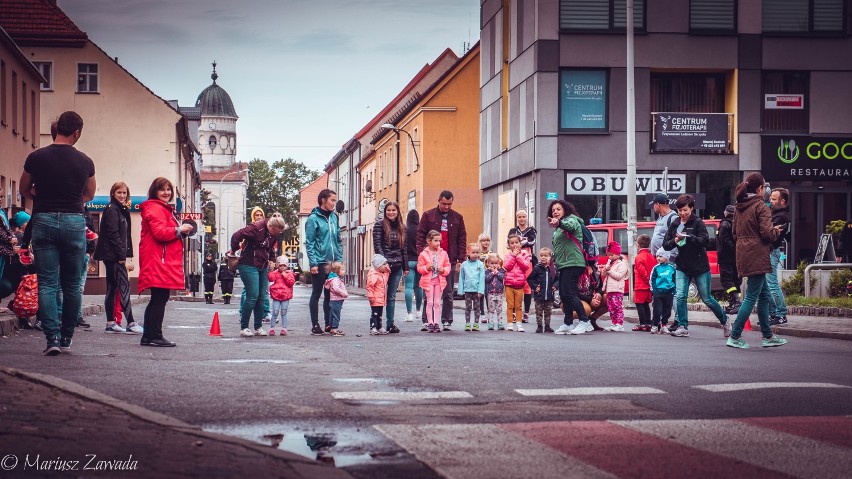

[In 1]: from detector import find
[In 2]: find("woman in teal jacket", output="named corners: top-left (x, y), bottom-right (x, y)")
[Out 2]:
top-left (304, 189), bottom-right (343, 335)
top-left (547, 200), bottom-right (593, 335)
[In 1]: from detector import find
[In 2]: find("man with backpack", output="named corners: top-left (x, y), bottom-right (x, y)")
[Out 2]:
top-left (547, 199), bottom-right (595, 335)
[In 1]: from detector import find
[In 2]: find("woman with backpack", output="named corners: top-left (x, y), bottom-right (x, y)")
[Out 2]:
top-left (547, 199), bottom-right (593, 335)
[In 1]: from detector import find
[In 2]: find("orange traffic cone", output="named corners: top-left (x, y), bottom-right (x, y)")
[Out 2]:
top-left (209, 311), bottom-right (222, 336)
top-left (743, 315), bottom-right (752, 331)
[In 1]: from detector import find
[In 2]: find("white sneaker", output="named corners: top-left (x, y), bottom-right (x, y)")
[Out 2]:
top-left (105, 322), bottom-right (124, 333)
top-left (416, 310), bottom-right (422, 320)
top-left (254, 327), bottom-right (268, 336)
top-left (125, 322), bottom-right (144, 334)
top-left (507, 322), bottom-right (515, 331)
top-left (671, 328), bottom-right (690, 337)
top-left (723, 320), bottom-right (732, 338)
top-left (405, 313), bottom-right (414, 322)
top-left (517, 323), bottom-right (525, 332)
top-left (370, 327), bottom-right (380, 335)
top-left (611, 324), bottom-right (624, 332)
top-left (571, 321), bottom-right (594, 335)
top-left (240, 328), bottom-right (253, 337)
top-left (650, 326), bottom-right (660, 334)
top-left (554, 324), bottom-right (573, 335)
top-left (377, 328), bottom-right (388, 335)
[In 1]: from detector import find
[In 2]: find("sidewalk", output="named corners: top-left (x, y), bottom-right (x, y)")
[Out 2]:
top-left (347, 286), bottom-right (852, 341)
top-left (0, 366), bottom-right (353, 478)
top-left (0, 295), bottom-right (151, 337)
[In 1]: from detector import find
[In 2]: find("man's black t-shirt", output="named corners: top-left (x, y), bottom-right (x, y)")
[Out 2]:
top-left (23, 144), bottom-right (95, 214)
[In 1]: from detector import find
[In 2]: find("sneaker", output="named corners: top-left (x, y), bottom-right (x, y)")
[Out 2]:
top-left (405, 313), bottom-right (414, 322)
top-left (481, 318), bottom-right (488, 324)
top-left (726, 337), bottom-right (749, 349)
top-left (376, 328), bottom-right (388, 335)
top-left (472, 323), bottom-right (479, 332)
top-left (427, 324), bottom-right (438, 333)
top-left (43, 339), bottom-right (61, 356)
top-left (650, 326), bottom-right (660, 334)
top-left (269, 329), bottom-right (276, 336)
top-left (632, 324), bottom-right (645, 331)
top-left (105, 322), bottom-right (124, 333)
top-left (85, 229), bottom-right (98, 241)
top-left (416, 310), bottom-right (422, 320)
top-left (370, 327), bottom-right (380, 335)
top-left (610, 324), bottom-right (624, 332)
top-left (554, 324), bottom-right (572, 335)
top-left (671, 328), bottom-right (690, 337)
top-left (388, 326), bottom-right (400, 334)
top-left (240, 328), bottom-right (254, 337)
top-left (723, 321), bottom-right (732, 338)
top-left (604, 324), bottom-right (616, 331)
top-left (263, 316), bottom-right (271, 324)
top-left (544, 326), bottom-right (555, 333)
top-left (325, 325), bottom-right (332, 333)
top-left (762, 335), bottom-right (787, 348)
top-left (280, 328), bottom-right (288, 336)
top-left (488, 322), bottom-right (495, 331)
top-left (254, 328), bottom-right (268, 336)
top-left (311, 325), bottom-right (325, 336)
top-left (522, 313), bottom-right (530, 323)
top-left (498, 323), bottom-right (505, 331)
top-left (34, 320), bottom-right (43, 331)
top-left (330, 329), bottom-right (345, 336)
top-left (442, 323), bottom-right (451, 331)
top-left (535, 326), bottom-right (543, 333)
top-left (517, 323), bottom-right (525, 332)
top-left (59, 337), bottom-right (73, 352)
top-left (464, 323), bottom-right (472, 332)
top-left (571, 321), bottom-right (594, 335)
top-left (125, 322), bottom-right (144, 334)
top-left (76, 318), bottom-right (91, 328)
top-left (769, 316), bottom-right (788, 325)
top-left (421, 323), bottom-right (429, 332)
top-left (507, 322), bottom-right (515, 332)
top-left (667, 322), bottom-right (680, 333)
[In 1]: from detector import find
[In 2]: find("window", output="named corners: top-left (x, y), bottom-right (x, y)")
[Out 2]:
top-left (31, 90), bottom-right (36, 146)
top-left (560, 69), bottom-right (609, 131)
top-left (406, 134), bottom-right (412, 175)
top-left (21, 81), bottom-right (27, 140)
top-left (208, 135), bottom-right (217, 150)
top-left (762, 71), bottom-right (809, 133)
top-left (77, 63), bottom-right (98, 93)
top-left (12, 70), bottom-right (17, 133)
top-left (33, 61), bottom-right (52, 91)
top-left (412, 128), bottom-right (419, 172)
top-left (0, 61), bottom-right (5, 126)
top-left (559, 0), bottom-right (645, 32)
top-left (690, 0), bottom-right (736, 32)
top-left (650, 73), bottom-right (725, 113)
top-left (762, 0), bottom-right (846, 34)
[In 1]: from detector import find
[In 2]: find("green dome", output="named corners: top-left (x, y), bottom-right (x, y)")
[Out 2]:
top-left (195, 64), bottom-right (238, 118)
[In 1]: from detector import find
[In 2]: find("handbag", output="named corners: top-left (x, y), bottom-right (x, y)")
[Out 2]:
top-left (226, 253), bottom-right (240, 272)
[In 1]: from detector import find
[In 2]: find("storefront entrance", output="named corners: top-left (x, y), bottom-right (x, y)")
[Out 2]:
top-left (790, 188), bottom-right (851, 267)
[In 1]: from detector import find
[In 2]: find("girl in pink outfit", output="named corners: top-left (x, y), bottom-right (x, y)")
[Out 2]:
top-left (323, 262), bottom-right (348, 336)
top-left (367, 254), bottom-right (391, 335)
top-left (602, 241), bottom-right (628, 332)
top-left (503, 234), bottom-right (531, 332)
top-left (267, 256), bottom-right (296, 336)
top-left (417, 230), bottom-right (451, 333)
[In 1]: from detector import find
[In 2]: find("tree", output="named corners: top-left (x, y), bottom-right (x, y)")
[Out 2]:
top-left (200, 189), bottom-right (218, 256)
top-left (246, 158), bottom-right (320, 241)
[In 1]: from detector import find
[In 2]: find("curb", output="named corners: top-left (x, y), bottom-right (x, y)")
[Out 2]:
top-left (0, 296), bottom-right (151, 337)
top-left (0, 367), bottom-right (353, 479)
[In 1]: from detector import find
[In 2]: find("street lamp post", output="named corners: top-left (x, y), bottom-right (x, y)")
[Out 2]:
top-left (380, 123), bottom-right (419, 204)
top-left (217, 168), bottom-right (248, 251)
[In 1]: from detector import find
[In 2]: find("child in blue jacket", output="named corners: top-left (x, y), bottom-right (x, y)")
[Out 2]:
top-left (650, 250), bottom-right (676, 334)
top-left (527, 248), bottom-right (557, 333)
top-left (459, 243), bottom-right (486, 331)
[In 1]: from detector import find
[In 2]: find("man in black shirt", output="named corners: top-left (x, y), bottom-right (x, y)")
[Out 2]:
top-left (20, 111), bottom-right (96, 356)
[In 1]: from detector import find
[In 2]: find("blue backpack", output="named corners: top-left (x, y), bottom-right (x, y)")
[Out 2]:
top-left (565, 222), bottom-right (600, 265)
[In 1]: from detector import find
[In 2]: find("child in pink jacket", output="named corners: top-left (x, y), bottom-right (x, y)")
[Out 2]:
top-left (323, 262), bottom-right (348, 336)
top-left (603, 241), bottom-right (628, 332)
top-left (503, 234), bottom-right (531, 332)
top-left (417, 230), bottom-right (451, 333)
top-left (267, 256), bottom-right (296, 336)
top-left (367, 254), bottom-right (391, 335)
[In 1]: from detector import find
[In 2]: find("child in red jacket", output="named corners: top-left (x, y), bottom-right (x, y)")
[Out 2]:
top-left (633, 234), bottom-right (656, 332)
top-left (268, 256), bottom-right (296, 336)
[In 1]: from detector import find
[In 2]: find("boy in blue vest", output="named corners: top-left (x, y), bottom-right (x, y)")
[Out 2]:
top-left (650, 249), bottom-right (676, 334)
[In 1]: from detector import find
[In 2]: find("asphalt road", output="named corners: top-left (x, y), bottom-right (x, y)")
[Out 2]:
top-left (3, 285), bottom-right (852, 478)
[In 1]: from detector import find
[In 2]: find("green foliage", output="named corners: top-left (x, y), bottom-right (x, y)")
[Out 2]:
top-left (828, 268), bottom-right (852, 298)
top-left (826, 219), bottom-right (847, 235)
top-left (246, 158), bottom-right (320, 242)
top-left (200, 189), bottom-right (218, 256)
top-left (781, 260), bottom-right (818, 296)
top-left (784, 294), bottom-right (852, 308)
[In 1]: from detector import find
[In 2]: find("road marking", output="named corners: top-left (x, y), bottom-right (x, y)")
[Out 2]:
top-left (376, 423), bottom-right (616, 479)
top-left (332, 391), bottom-right (472, 401)
top-left (515, 387), bottom-right (666, 396)
top-left (616, 419), bottom-right (852, 479)
top-left (218, 359), bottom-right (295, 364)
top-left (693, 382), bottom-right (852, 392)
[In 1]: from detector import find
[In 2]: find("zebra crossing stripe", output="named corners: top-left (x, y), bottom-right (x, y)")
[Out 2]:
top-left (615, 419), bottom-right (852, 479)
top-left (375, 423), bottom-right (617, 479)
top-left (515, 387), bottom-right (666, 396)
top-left (692, 382), bottom-right (852, 392)
top-left (740, 416), bottom-right (852, 449)
top-left (332, 391), bottom-right (472, 401)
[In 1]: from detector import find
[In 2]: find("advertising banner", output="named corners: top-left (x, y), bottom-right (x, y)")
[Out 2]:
top-left (565, 173), bottom-right (686, 195)
top-left (560, 70), bottom-right (607, 131)
top-left (762, 136), bottom-right (852, 181)
top-left (765, 94), bottom-right (804, 109)
top-left (85, 195), bottom-right (148, 212)
top-left (652, 113), bottom-right (730, 152)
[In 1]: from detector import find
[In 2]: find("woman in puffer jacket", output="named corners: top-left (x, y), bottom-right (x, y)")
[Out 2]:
top-left (726, 172), bottom-right (787, 349)
top-left (372, 201), bottom-right (407, 333)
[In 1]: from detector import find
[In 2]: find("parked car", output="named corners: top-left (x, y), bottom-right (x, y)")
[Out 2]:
top-left (586, 219), bottom-right (722, 295)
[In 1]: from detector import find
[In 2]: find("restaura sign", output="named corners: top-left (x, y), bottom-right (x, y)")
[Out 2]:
top-left (566, 173), bottom-right (686, 195)
top-left (652, 113), bottom-right (731, 153)
top-left (762, 136), bottom-right (852, 181)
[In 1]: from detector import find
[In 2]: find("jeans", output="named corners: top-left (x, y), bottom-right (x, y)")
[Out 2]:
top-left (309, 263), bottom-right (331, 327)
top-left (330, 300), bottom-right (343, 328)
top-left (766, 248), bottom-right (788, 318)
top-left (238, 264), bottom-right (269, 330)
top-left (558, 267), bottom-right (587, 324)
top-left (32, 213), bottom-right (86, 341)
top-left (732, 274), bottom-right (773, 339)
top-left (404, 260), bottom-right (423, 314)
top-left (271, 299), bottom-right (290, 329)
top-left (240, 288), bottom-right (270, 318)
top-left (675, 269), bottom-right (727, 329)
top-left (385, 263), bottom-right (404, 327)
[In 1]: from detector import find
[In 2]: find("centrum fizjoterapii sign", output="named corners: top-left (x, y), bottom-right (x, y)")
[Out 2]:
top-left (652, 113), bottom-right (731, 153)
top-left (762, 136), bottom-right (852, 181)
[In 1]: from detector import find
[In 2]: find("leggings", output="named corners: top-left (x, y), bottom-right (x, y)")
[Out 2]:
top-left (142, 288), bottom-right (170, 340)
top-left (309, 264), bottom-right (331, 327)
top-left (104, 260), bottom-right (134, 324)
top-left (424, 277), bottom-right (443, 326)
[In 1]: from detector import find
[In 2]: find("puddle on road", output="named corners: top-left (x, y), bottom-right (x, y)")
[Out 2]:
top-left (217, 359), bottom-right (295, 364)
top-left (203, 421), bottom-right (405, 468)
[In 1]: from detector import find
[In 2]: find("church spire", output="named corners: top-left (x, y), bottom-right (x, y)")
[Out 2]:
top-left (211, 61), bottom-right (218, 84)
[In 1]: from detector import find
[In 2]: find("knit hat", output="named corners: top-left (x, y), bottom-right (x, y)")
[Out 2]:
top-left (276, 255), bottom-right (288, 265)
top-left (12, 211), bottom-right (31, 228)
top-left (656, 249), bottom-right (671, 260)
top-left (606, 241), bottom-right (622, 255)
top-left (724, 204), bottom-right (735, 217)
top-left (371, 254), bottom-right (388, 269)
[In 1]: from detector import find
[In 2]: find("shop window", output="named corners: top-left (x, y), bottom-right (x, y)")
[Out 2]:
top-left (77, 63), bottom-right (98, 93)
top-left (690, 0), bottom-right (736, 32)
top-left (33, 61), bottom-right (52, 91)
top-left (762, 71), bottom-right (808, 133)
top-left (762, 0), bottom-right (846, 34)
top-left (559, 0), bottom-right (645, 32)
top-left (651, 73), bottom-right (725, 113)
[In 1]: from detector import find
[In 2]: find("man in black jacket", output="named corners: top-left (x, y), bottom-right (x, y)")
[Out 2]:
top-left (768, 188), bottom-right (791, 325)
top-left (218, 259), bottom-right (235, 304)
top-left (717, 205), bottom-right (741, 314)
top-left (202, 253), bottom-right (218, 304)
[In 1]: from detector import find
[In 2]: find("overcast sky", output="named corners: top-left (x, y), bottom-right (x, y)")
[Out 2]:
top-left (59, 0), bottom-right (480, 172)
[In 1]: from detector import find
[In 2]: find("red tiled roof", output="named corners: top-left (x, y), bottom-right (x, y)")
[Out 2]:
top-left (299, 173), bottom-right (328, 216)
top-left (200, 162), bottom-right (249, 182)
top-left (0, 0), bottom-right (88, 47)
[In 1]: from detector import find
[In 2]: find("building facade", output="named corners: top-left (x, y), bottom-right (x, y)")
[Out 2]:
top-left (480, 0), bottom-right (852, 265)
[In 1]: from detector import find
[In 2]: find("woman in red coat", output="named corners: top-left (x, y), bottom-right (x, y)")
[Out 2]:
top-left (138, 177), bottom-right (193, 347)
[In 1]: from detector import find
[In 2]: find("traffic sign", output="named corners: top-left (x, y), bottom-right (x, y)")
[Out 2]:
top-left (180, 212), bottom-right (203, 220)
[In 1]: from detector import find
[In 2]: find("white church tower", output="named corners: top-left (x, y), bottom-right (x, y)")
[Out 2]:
top-left (196, 62), bottom-right (248, 254)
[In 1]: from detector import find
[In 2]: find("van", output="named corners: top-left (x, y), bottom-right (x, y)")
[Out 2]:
top-left (586, 219), bottom-right (722, 294)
